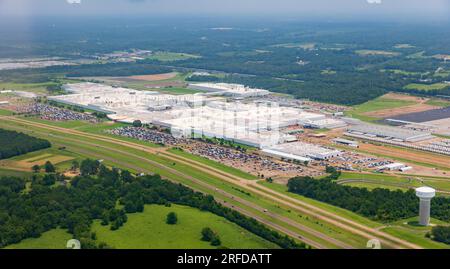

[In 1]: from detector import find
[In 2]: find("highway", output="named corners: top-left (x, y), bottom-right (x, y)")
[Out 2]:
top-left (0, 116), bottom-right (423, 249)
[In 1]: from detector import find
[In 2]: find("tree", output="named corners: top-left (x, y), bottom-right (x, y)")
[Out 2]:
top-left (132, 120), bottom-right (143, 128)
top-left (71, 160), bottom-right (80, 171)
top-left (201, 227), bottom-right (215, 242)
top-left (211, 236), bottom-right (222, 246)
top-left (431, 226), bottom-right (450, 245)
top-left (120, 170), bottom-right (133, 183)
top-left (166, 212), bottom-right (178, 225)
top-left (44, 161), bottom-right (56, 173)
top-left (80, 159), bottom-right (100, 176)
top-left (42, 174), bottom-right (56, 186)
top-left (266, 177), bottom-right (273, 183)
top-left (32, 165), bottom-right (41, 173)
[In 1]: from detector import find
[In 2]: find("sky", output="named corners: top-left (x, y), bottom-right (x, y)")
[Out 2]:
top-left (0, 0), bottom-right (448, 21)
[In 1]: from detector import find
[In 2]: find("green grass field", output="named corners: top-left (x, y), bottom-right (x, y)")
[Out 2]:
top-left (380, 69), bottom-right (422, 76)
top-left (345, 96), bottom-right (416, 121)
top-left (381, 217), bottom-right (450, 249)
top-left (0, 82), bottom-right (58, 94)
top-left (355, 50), bottom-right (400, 57)
top-left (146, 52), bottom-right (201, 62)
top-left (4, 229), bottom-right (72, 249)
top-left (425, 99), bottom-right (450, 107)
top-left (92, 204), bottom-right (278, 249)
top-left (168, 148), bottom-right (258, 180)
top-left (404, 83), bottom-right (449, 91)
top-left (339, 172), bottom-right (450, 194)
top-left (0, 108), bottom-right (14, 116)
top-left (155, 87), bottom-right (204, 95)
top-left (258, 181), bottom-right (382, 229)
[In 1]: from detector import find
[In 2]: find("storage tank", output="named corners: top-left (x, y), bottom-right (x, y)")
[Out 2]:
top-left (415, 187), bottom-right (436, 226)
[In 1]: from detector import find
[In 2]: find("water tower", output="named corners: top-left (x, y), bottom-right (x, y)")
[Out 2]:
top-left (415, 187), bottom-right (436, 226)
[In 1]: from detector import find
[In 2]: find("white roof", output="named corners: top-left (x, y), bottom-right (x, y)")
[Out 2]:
top-left (415, 187), bottom-right (436, 198)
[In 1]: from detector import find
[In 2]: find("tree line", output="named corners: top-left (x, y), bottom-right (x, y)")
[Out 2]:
top-left (287, 172), bottom-right (450, 223)
top-left (0, 129), bottom-right (51, 160)
top-left (0, 159), bottom-right (307, 249)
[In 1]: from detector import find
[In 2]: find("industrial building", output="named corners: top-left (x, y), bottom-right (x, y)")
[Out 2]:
top-left (188, 83), bottom-right (270, 97)
top-left (332, 138), bottom-right (359, 148)
top-left (263, 142), bottom-right (342, 161)
top-left (51, 82), bottom-right (346, 149)
top-left (347, 123), bottom-right (433, 142)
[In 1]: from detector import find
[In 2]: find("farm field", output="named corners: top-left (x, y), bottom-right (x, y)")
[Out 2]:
top-left (92, 204), bottom-right (278, 249)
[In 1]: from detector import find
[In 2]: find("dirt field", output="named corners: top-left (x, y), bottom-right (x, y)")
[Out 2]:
top-left (365, 93), bottom-right (438, 118)
top-left (382, 93), bottom-right (424, 102)
top-left (359, 143), bottom-right (450, 170)
top-left (128, 72), bottom-right (178, 81)
top-left (365, 103), bottom-right (439, 118)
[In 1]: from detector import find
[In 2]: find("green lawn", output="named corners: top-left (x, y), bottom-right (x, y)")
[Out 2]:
top-left (404, 83), bottom-right (449, 91)
top-left (4, 229), bottom-right (72, 249)
top-left (0, 109), bottom-right (14, 116)
top-left (381, 219), bottom-right (450, 249)
top-left (92, 204), bottom-right (278, 249)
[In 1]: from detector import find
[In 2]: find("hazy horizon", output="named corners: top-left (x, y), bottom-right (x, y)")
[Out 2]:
top-left (0, 0), bottom-right (449, 22)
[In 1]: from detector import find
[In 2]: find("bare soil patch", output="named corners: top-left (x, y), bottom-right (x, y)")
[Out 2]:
top-left (359, 143), bottom-right (450, 170)
top-left (365, 104), bottom-right (439, 118)
top-left (128, 72), bottom-right (178, 81)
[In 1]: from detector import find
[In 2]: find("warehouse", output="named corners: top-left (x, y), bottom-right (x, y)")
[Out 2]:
top-left (347, 123), bottom-right (433, 142)
top-left (264, 142), bottom-right (342, 161)
top-left (188, 83), bottom-right (270, 98)
top-left (333, 138), bottom-right (359, 148)
top-left (51, 82), bottom-right (344, 150)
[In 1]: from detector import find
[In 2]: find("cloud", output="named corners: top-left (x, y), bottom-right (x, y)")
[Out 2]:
top-left (67, 0), bottom-right (81, 4)
top-left (367, 0), bottom-right (382, 4)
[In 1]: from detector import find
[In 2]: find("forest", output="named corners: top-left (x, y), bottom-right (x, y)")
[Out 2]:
top-left (1, 19), bottom-right (450, 105)
top-left (287, 172), bottom-right (450, 223)
top-left (0, 129), bottom-right (51, 160)
top-left (0, 159), bottom-right (306, 249)
top-left (431, 226), bottom-right (450, 245)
